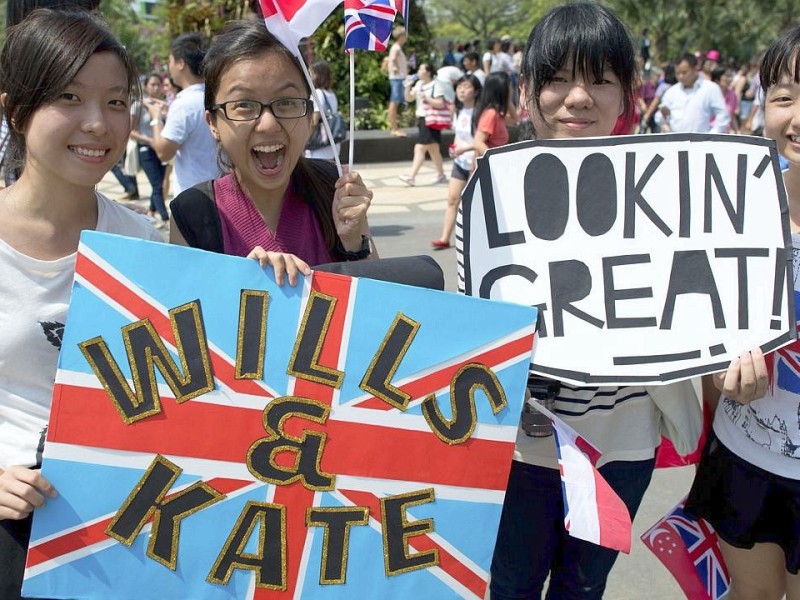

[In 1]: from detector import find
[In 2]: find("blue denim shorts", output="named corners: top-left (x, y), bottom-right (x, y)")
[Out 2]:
top-left (389, 78), bottom-right (405, 104)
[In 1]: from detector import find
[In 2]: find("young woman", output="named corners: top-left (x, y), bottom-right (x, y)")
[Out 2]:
top-left (305, 59), bottom-right (341, 161)
top-left (685, 27), bottom-right (800, 600)
top-left (432, 74), bottom-right (481, 249)
top-left (398, 62), bottom-right (447, 187)
top-left (472, 71), bottom-right (516, 160)
top-left (0, 9), bottom-right (162, 598)
top-left (130, 73), bottom-right (169, 223)
top-left (169, 20), bottom-right (375, 284)
top-left (487, 4), bottom-right (767, 598)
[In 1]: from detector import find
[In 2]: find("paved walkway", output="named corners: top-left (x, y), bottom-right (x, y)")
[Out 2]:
top-left (100, 160), bottom-right (693, 599)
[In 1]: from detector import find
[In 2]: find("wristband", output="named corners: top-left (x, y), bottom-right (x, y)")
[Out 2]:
top-left (150, 118), bottom-right (162, 127)
top-left (335, 235), bottom-right (371, 261)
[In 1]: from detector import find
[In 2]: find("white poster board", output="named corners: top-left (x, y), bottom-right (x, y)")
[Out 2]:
top-left (460, 134), bottom-right (796, 385)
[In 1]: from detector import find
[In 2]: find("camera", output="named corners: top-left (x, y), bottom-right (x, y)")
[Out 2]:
top-left (520, 376), bottom-right (560, 437)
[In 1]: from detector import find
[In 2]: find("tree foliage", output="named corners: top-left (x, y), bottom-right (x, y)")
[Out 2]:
top-left (609, 0), bottom-right (797, 65)
top-left (425, 0), bottom-right (557, 45)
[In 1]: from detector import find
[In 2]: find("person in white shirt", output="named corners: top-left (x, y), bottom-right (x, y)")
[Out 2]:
top-left (146, 32), bottom-right (220, 196)
top-left (462, 51), bottom-right (487, 85)
top-left (657, 53), bottom-right (730, 133)
top-left (0, 11), bottom-right (162, 598)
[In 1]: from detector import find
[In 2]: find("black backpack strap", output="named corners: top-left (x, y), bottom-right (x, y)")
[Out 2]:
top-left (170, 180), bottom-right (225, 253)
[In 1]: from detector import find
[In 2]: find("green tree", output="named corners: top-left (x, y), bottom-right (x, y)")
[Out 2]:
top-left (611, 0), bottom-right (799, 64)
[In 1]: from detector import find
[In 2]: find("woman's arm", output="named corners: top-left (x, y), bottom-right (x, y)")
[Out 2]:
top-left (404, 80), bottom-right (417, 103)
top-left (473, 129), bottom-right (490, 159)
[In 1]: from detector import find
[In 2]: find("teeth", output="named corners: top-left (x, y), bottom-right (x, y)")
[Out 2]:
top-left (253, 144), bottom-right (284, 153)
top-left (72, 146), bottom-right (105, 158)
top-left (791, 136), bottom-right (800, 143)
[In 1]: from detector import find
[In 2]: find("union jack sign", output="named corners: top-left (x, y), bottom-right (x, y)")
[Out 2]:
top-left (23, 232), bottom-right (536, 599)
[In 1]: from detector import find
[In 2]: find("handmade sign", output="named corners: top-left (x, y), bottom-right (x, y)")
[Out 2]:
top-left (22, 232), bottom-right (536, 600)
top-left (460, 133), bottom-right (795, 384)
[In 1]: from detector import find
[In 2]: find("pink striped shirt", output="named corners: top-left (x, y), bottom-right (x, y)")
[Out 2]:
top-left (213, 173), bottom-right (334, 266)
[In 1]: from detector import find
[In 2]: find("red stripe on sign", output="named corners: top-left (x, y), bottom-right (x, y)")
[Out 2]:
top-left (49, 384), bottom-right (513, 490)
top-left (323, 419), bottom-right (514, 491)
top-left (291, 271), bottom-right (352, 406)
top-left (75, 252), bottom-right (272, 399)
top-left (26, 478), bottom-right (252, 568)
top-left (354, 333), bottom-right (535, 410)
top-left (338, 489), bottom-right (487, 598)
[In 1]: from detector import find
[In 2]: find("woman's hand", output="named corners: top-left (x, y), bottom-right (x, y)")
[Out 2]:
top-left (144, 98), bottom-right (167, 120)
top-left (711, 348), bottom-right (769, 404)
top-left (247, 247), bottom-right (310, 287)
top-left (0, 466), bottom-right (57, 520)
top-left (333, 171), bottom-right (373, 249)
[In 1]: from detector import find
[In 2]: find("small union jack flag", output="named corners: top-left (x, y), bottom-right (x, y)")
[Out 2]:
top-left (641, 498), bottom-right (730, 600)
top-left (344, 0), bottom-right (397, 51)
top-left (767, 290), bottom-right (800, 393)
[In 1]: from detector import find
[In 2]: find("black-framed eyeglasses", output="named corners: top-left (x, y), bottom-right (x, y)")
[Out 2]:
top-left (211, 98), bottom-right (312, 121)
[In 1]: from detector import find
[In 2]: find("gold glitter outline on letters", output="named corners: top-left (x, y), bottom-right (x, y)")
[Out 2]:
top-left (79, 300), bottom-right (214, 425)
top-left (421, 363), bottom-right (507, 445)
top-left (235, 289), bottom-right (269, 380)
top-left (286, 291), bottom-right (345, 388)
top-left (306, 506), bottom-right (369, 584)
top-left (359, 312), bottom-right (420, 410)
top-left (206, 500), bottom-right (287, 590)
top-left (380, 488), bottom-right (439, 576)
top-left (147, 480), bottom-right (225, 570)
top-left (105, 454), bottom-right (181, 546)
top-left (245, 396), bottom-right (336, 492)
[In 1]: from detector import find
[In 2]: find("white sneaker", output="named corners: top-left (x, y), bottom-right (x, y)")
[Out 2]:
top-left (398, 175), bottom-right (415, 186)
top-left (432, 174), bottom-right (447, 184)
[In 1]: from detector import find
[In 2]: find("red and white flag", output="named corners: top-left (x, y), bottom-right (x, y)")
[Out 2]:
top-left (542, 403), bottom-right (632, 553)
top-left (641, 498), bottom-right (730, 600)
top-left (259, 0), bottom-right (342, 54)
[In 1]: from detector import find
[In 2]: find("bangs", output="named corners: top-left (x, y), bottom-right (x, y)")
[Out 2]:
top-left (522, 3), bottom-right (634, 92)
top-left (760, 28), bottom-right (800, 92)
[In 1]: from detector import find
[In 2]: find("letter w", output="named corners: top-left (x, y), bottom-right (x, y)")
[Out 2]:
top-left (80, 300), bottom-right (214, 424)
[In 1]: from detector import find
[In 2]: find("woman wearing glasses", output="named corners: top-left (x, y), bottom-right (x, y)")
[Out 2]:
top-left (169, 21), bottom-right (375, 284)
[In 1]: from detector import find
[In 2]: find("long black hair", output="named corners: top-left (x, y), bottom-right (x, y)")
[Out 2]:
top-left (760, 25), bottom-right (800, 93)
top-left (520, 2), bottom-right (636, 136)
top-left (473, 72), bottom-right (509, 133)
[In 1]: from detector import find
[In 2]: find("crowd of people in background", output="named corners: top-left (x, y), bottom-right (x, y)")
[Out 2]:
top-left (403, 33), bottom-right (770, 140)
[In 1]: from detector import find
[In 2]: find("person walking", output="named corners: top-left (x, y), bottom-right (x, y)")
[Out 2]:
top-left (432, 74), bottom-right (481, 249)
top-left (398, 63), bottom-right (448, 187)
top-left (130, 73), bottom-right (169, 224)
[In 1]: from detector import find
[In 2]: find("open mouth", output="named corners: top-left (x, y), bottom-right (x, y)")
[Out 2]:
top-left (252, 143), bottom-right (285, 173)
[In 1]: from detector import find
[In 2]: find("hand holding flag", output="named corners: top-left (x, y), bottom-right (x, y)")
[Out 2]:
top-left (641, 498), bottom-right (730, 600)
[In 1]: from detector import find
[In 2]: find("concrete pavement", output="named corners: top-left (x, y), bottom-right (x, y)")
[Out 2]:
top-left (101, 160), bottom-right (695, 599)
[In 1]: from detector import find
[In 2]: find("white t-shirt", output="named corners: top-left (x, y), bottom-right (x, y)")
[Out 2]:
top-left (161, 83), bottom-right (220, 195)
top-left (453, 107), bottom-right (475, 171)
top-left (0, 195), bottom-right (162, 470)
top-left (714, 231), bottom-right (800, 479)
top-left (657, 76), bottom-right (731, 133)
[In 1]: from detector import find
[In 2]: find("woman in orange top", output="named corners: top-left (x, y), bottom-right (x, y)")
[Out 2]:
top-left (473, 71), bottom-right (517, 161)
